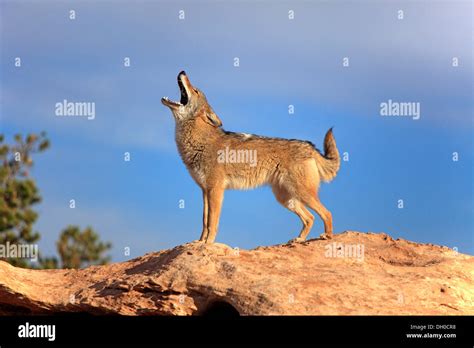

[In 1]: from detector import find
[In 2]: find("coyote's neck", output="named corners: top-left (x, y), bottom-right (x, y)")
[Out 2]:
top-left (174, 119), bottom-right (218, 181)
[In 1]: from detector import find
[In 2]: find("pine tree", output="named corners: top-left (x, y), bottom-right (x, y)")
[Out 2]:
top-left (1, 133), bottom-right (112, 269)
top-left (57, 225), bottom-right (112, 269)
top-left (0, 133), bottom-right (49, 267)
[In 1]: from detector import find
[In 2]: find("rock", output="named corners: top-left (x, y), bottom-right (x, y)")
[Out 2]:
top-left (0, 231), bottom-right (472, 315)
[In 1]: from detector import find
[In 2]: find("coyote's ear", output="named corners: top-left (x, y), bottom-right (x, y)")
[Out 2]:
top-left (204, 110), bottom-right (222, 127)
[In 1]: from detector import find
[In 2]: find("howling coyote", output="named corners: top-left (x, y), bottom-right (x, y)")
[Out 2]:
top-left (162, 71), bottom-right (340, 244)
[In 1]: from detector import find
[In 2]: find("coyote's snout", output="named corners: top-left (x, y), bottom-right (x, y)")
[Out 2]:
top-left (162, 71), bottom-right (341, 244)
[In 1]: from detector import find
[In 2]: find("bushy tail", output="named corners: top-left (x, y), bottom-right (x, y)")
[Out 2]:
top-left (314, 128), bottom-right (340, 182)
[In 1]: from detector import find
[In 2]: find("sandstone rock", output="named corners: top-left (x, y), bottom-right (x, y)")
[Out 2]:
top-left (0, 231), bottom-right (472, 315)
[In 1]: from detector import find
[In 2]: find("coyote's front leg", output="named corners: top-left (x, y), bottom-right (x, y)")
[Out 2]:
top-left (199, 189), bottom-right (209, 241)
top-left (204, 186), bottom-right (225, 243)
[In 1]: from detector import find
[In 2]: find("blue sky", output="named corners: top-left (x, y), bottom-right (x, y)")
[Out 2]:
top-left (1, 0), bottom-right (472, 261)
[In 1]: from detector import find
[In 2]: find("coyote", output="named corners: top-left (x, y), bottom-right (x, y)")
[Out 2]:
top-left (162, 71), bottom-right (340, 244)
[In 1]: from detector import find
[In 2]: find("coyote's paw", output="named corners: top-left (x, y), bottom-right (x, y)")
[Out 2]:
top-left (287, 237), bottom-right (305, 244)
top-left (319, 233), bottom-right (333, 240)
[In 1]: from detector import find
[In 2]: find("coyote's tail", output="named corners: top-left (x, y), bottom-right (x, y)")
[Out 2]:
top-left (314, 128), bottom-right (340, 182)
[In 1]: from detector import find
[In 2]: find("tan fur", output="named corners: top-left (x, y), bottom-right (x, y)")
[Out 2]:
top-left (162, 71), bottom-right (341, 243)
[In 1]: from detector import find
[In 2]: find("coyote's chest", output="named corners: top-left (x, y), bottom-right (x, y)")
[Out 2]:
top-left (175, 133), bottom-right (209, 186)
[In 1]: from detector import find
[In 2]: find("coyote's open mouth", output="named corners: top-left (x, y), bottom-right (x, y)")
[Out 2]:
top-left (162, 71), bottom-right (188, 107)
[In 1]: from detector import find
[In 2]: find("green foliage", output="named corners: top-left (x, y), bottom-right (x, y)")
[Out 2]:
top-left (0, 133), bottom-right (49, 267)
top-left (57, 225), bottom-right (112, 269)
top-left (37, 256), bottom-right (59, 269)
top-left (0, 133), bottom-right (112, 269)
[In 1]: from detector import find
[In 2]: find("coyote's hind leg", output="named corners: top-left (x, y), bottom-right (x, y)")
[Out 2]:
top-left (303, 196), bottom-right (333, 240)
top-left (272, 185), bottom-right (314, 243)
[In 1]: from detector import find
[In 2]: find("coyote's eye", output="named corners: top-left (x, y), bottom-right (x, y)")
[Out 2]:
top-left (194, 89), bottom-right (199, 94)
